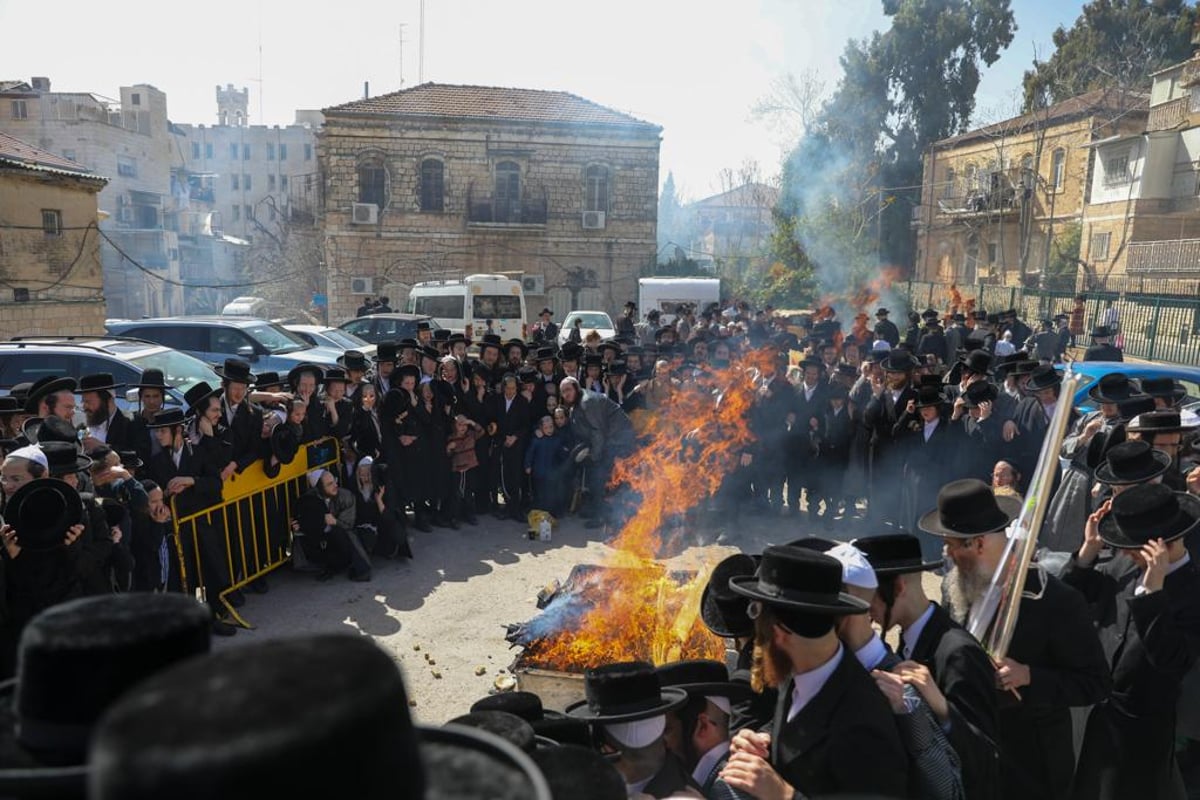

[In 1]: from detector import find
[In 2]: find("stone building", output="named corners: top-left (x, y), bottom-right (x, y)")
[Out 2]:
top-left (0, 77), bottom-right (182, 318)
top-left (317, 83), bottom-right (661, 323)
top-left (0, 132), bottom-right (108, 336)
top-left (685, 182), bottom-right (778, 277)
top-left (913, 88), bottom-right (1147, 287)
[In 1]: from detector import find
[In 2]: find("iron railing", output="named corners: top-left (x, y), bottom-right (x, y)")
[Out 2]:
top-left (1128, 239), bottom-right (1200, 274)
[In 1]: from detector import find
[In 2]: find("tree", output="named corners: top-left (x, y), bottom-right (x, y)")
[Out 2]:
top-left (1022, 0), bottom-right (1198, 110)
top-left (1045, 221), bottom-right (1082, 289)
top-left (657, 172), bottom-right (684, 254)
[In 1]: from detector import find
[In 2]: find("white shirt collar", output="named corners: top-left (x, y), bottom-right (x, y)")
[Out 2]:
top-left (853, 633), bottom-right (890, 672)
top-left (691, 740), bottom-right (731, 787)
top-left (786, 642), bottom-right (844, 722)
top-left (923, 418), bottom-right (939, 441)
top-left (901, 602), bottom-right (937, 660)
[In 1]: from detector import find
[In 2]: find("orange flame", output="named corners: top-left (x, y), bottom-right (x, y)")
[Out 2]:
top-left (819, 266), bottom-right (903, 317)
top-left (520, 352), bottom-right (776, 671)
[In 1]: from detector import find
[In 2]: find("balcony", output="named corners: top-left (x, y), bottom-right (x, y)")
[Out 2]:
top-left (1128, 238), bottom-right (1200, 273)
top-left (1147, 96), bottom-right (1188, 131)
top-left (465, 181), bottom-right (548, 228)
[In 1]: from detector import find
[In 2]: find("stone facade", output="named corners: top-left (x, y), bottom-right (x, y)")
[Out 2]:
top-left (317, 83), bottom-right (661, 323)
top-left (0, 132), bottom-right (108, 337)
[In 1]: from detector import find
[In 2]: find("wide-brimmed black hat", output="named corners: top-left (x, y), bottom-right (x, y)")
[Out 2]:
top-left (372, 341), bottom-right (399, 364)
top-left (470, 692), bottom-right (566, 724)
top-left (338, 350), bottom-right (370, 371)
top-left (1098, 482), bottom-right (1200, 548)
top-left (2, 477), bottom-right (83, 552)
top-left (118, 450), bottom-right (143, 470)
top-left (183, 381), bottom-right (222, 416)
top-left (0, 396), bottom-right (20, 417)
top-left (432, 328), bottom-right (451, 344)
top-left (918, 478), bottom-right (1021, 538)
top-left (728, 546), bottom-right (869, 615)
top-left (880, 351), bottom-right (918, 373)
top-left (559, 342), bottom-right (583, 362)
top-left (396, 338), bottom-right (419, 352)
top-left (539, 307), bottom-right (554, 317)
top-left (0, 594), bottom-right (210, 796)
top-left (913, 385), bottom-right (945, 409)
top-left (446, 332), bottom-right (469, 347)
top-left (504, 339), bottom-right (528, 356)
top-left (24, 415), bottom-right (76, 446)
top-left (130, 369), bottom-right (169, 391)
top-left (78, 373), bottom-right (124, 394)
top-left (24, 376), bottom-right (77, 414)
top-left (1091, 325), bottom-right (1115, 338)
top-left (1128, 410), bottom-right (1193, 435)
top-left (1095, 440), bottom-right (1171, 486)
top-left (564, 662), bottom-right (688, 724)
top-left (853, 534), bottom-right (943, 576)
top-left (145, 408), bottom-right (187, 429)
top-left (700, 553), bottom-right (759, 638)
top-left (88, 633), bottom-right (551, 800)
top-left (1088, 373), bottom-right (1143, 404)
top-left (654, 660), bottom-right (754, 705)
top-left (479, 334), bottom-right (504, 352)
top-left (214, 359), bottom-right (256, 385)
top-left (322, 367), bottom-right (351, 385)
top-left (533, 346), bottom-right (557, 364)
top-left (1140, 376), bottom-right (1186, 402)
top-left (1023, 364), bottom-right (1062, 393)
top-left (396, 363), bottom-right (422, 384)
top-left (797, 355), bottom-right (825, 372)
top-left (1117, 394), bottom-right (1156, 423)
top-left (959, 349), bottom-right (993, 375)
top-left (270, 423), bottom-right (299, 465)
top-left (961, 380), bottom-right (998, 408)
top-left (253, 371), bottom-right (284, 390)
top-left (286, 363), bottom-right (324, 389)
top-left (921, 308), bottom-right (939, 320)
top-left (41, 441), bottom-right (92, 476)
top-left (875, 308), bottom-right (890, 316)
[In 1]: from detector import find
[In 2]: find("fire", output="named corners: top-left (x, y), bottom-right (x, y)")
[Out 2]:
top-left (520, 352), bottom-right (775, 671)
top-left (819, 265), bottom-right (903, 318)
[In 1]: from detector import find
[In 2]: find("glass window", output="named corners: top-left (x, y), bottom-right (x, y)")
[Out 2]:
top-left (268, 174), bottom-right (276, 191)
top-left (41, 209), bottom-right (62, 236)
top-left (1103, 151), bottom-right (1130, 187)
top-left (231, 174), bottom-right (239, 191)
top-left (281, 175), bottom-right (288, 191)
top-left (279, 143), bottom-right (288, 161)
top-left (567, 312), bottom-right (613, 329)
top-left (413, 294), bottom-right (466, 318)
top-left (304, 144), bottom-right (313, 161)
top-left (1091, 232), bottom-right (1112, 260)
top-left (232, 205), bottom-right (241, 222)
top-left (420, 159), bottom-right (444, 212)
top-left (1051, 149), bottom-right (1066, 190)
top-left (358, 162), bottom-right (387, 206)
top-left (0, 353), bottom-right (74, 387)
top-left (210, 327), bottom-right (256, 355)
top-left (125, 325), bottom-right (207, 352)
top-left (339, 319), bottom-right (372, 338)
top-left (230, 143), bottom-right (239, 160)
top-left (473, 295), bottom-right (522, 319)
top-left (494, 161), bottom-right (521, 222)
top-left (10, 100), bottom-right (28, 120)
top-left (77, 356), bottom-right (139, 386)
top-left (244, 174), bottom-right (251, 191)
top-left (127, 348), bottom-right (220, 396)
top-left (243, 144), bottom-right (250, 160)
top-left (584, 165), bottom-right (609, 213)
top-left (943, 167), bottom-right (955, 198)
top-left (117, 156), bottom-right (137, 178)
top-left (191, 142), bottom-right (200, 160)
top-left (266, 143), bottom-right (275, 160)
top-left (241, 323), bottom-right (307, 353)
top-left (205, 142), bottom-right (213, 159)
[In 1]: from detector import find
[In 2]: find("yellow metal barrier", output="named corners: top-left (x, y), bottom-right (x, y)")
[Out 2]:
top-left (169, 436), bottom-right (341, 628)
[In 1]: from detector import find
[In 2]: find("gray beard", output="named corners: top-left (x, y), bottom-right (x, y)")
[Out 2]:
top-left (944, 563), bottom-right (992, 626)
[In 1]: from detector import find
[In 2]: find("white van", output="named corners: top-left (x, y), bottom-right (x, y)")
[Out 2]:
top-left (406, 274), bottom-right (527, 341)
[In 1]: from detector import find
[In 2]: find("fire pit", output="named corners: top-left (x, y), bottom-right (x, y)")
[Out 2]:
top-left (506, 563), bottom-right (724, 711)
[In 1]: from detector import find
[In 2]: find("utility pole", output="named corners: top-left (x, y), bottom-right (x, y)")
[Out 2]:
top-left (419, 0), bottom-right (426, 84)
top-left (399, 24), bottom-right (407, 87)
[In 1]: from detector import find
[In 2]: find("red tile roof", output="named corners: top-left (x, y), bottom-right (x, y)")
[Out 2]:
top-left (0, 131), bottom-right (106, 182)
top-left (324, 82), bottom-right (658, 130)
top-left (934, 87), bottom-right (1149, 148)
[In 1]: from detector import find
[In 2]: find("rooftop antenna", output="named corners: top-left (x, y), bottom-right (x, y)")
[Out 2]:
top-left (399, 23), bottom-right (407, 87)
top-left (419, 0), bottom-right (426, 84)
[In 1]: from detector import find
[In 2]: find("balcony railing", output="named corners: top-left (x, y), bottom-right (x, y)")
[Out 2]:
top-left (1128, 239), bottom-right (1200, 273)
top-left (1148, 96), bottom-right (1188, 131)
top-left (467, 199), bottom-right (548, 226)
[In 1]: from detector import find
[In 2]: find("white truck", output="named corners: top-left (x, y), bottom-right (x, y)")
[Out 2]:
top-left (637, 277), bottom-right (721, 323)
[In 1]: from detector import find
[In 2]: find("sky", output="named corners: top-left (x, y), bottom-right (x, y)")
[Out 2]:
top-left (0, 0), bottom-right (1087, 201)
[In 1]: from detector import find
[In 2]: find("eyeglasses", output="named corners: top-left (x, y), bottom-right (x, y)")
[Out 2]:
top-left (747, 600), bottom-right (763, 621)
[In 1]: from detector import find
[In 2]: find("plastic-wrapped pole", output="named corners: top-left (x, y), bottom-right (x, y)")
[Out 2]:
top-left (967, 370), bottom-right (1082, 660)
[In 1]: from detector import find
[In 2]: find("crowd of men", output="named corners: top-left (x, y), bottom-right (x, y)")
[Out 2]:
top-left (0, 297), bottom-right (1197, 799)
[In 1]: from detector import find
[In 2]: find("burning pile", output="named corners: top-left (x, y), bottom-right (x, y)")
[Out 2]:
top-left (507, 353), bottom-right (773, 673)
top-left (817, 265), bottom-right (903, 321)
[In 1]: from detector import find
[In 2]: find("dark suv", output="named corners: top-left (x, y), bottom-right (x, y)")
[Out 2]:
top-left (337, 314), bottom-right (441, 344)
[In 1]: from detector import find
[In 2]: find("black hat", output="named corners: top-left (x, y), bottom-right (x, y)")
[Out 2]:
top-left (961, 380), bottom-right (998, 408)
top-left (952, 313), bottom-right (966, 322)
top-left (269, 423), bottom-right (300, 465)
top-left (853, 534), bottom-right (944, 576)
top-left (372, 341), bottom-right (399, 363)
top-left (418, 345), bottom-right (440, 363)
top-left (517, 366), bottom-right (538, 385)
top-left (0, 594), bottom-right (210, 794)
top-left (530, 745), bottom-right (626, 800)
top-left (918, 478), bottom-right (1021, 538)
top-left (834, 363), bottom-right (858, 378)
top-left (797, 355), bottom-right (825, 372)
top-left (700, 553), bottom-right (759, 638)
top-left (446, 332), bottom-right (469, 347)
top-left (0, 396), bottom-right (19, 417)
top-left (986, 313), bottom-right (1001, 325)
top-left (24, 376), bottom-right (77, 414)
top-left (88, 634), bottom-right (551, 800)
top-left (417, 320), bottom-right (432, 331)
top-left (470, 692), bottom-right (565, 724)
top-left (1098, 482), bottom-right (1200, 548)
top-left (1087, 373), bottom-right (1144, 404)
top-left (78, 373), bottom-right (124, 394)
top-left (432, 328), bottom-right (451, 343)
top-left (913, 385), bottom-right (946, 408)
top-left (214, 359), bottom-right (256, 385)
top-left (183, 381), bottom-right (222, 416)
top-left (338, 350), bottom-right (370, 371)
top-left (960, 349), bottom-right (993, 375)
top-left (559, 342), bottom-right (583, 362)
top-left (504, 338), bottom-right (529, 356)
top-left (396, 363), bottom-right (422, 383)
top-left (599, 340), bottom-right (622, 356)
top-left (583, 354), bottom-right (603, 369)
top-left (480, 334), bottom-right (504, 352)
top-left (564, 661), bottom-right (688, 724)
top-left (1117, 394), bottom-right (1157, 422)
top-left (534, 346), bottom-right (558, 364)
top-left (41, 441), bottom-right (92, 476)
top-left (539, 307), bottom-right (554, 317)
top-left (1023, 365), bottom-right (1062, 393)
top-left (131, 369), bottom-right (169, 391)
top-left (971, 310), bottom-right (987, 321)
top-left (1140, 376), bottom-right (1186, 401)
top-left (728, 546), bottom-right (869, 615)
top-left (117, 450), bottom-right (143, 470)
top-left (1091, 325), bottom-right (1115, 339)
top-left (24, 415), bottom-right (77, 445)
top-left (2, 478), bottom-right (83, 552)
top-left (396, 338), bottom-right (419, 352)
top-left (286, 363), bottom-right (324, 389)
top-left (145, 408), bottom-right (187, 429)
top-left (654, 660), bottom-right (754, 704)
top-left (921, 308), bottom-right (939, 320)
top-left (447, 711), bottom-right (536, 754)
top-left (381, 388), bottom-right (414, 421)
top-left (253, 371), bottom-right (284, 390)
top-left (1095, 440), bottom-right (1171, 486)
top-left (322, 367), bottom-right (351, 385)
top-left (1128, 410), bottom-right (1193, 434)
top-left (881, 351), bottom-right (918, 373)
top-left (875, 308), bottom-right (889, 316)
top-left (1085, 426), bottom-right (1126, 471)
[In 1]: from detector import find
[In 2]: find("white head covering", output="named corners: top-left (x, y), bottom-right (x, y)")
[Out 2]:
top-left (826, 542), bottom-right (877, 591)
top-left (706, 696), bottom-right (731, 715)
top-left (358, 456), bottom-right (374, 469)
top-left (307, 468), bottom-right (326, 488)
top-left (603, 715), bottom-right (666, 749)
top-left (7, 445), bottom-right (48, 470)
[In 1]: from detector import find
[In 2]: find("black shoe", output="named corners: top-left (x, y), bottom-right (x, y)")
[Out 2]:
top-left (414, 519), bottom-right (433, 533)
top-left (226, 590), bottom-right (246, 608)
top-left (248, 578), bottom-right (269, 595)
top-left (211, 620), bottom-right (238, 637)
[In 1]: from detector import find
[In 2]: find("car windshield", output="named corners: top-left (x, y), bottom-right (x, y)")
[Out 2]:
top-left (128, 348), bottom-right (220, 395)
top-left (244, 323), bottom-right (308, 354)
top-left (570, 313), bottom-right (613, 329)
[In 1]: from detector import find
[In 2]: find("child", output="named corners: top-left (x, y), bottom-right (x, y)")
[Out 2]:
top-left (445, 414), bottom-right (483, 525)
top-left (524, 416), bottom-right (564, 518)
top-left (820, 383), bottom-right (855, 525)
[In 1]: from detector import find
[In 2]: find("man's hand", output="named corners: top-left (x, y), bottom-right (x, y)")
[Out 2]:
top-left (1, 525), bottom-right (20, 560)
top-left (978, 399), bottom-right (993, 421)
top-left (1002, 419), bottom-right (1018, 442)
top-left (166, 476), bottom-right (195, 496)
top-left (1079, 498), bottom-right (1110, 567)
top-left (872, 669), bottom-right (910, 714)
top-left (720, 752), bottom-right (794, 800)
top-left (1082, 417), bottom-right (1104, 443)
top-left (952, 396), bottom-right (966, 420)
top-left (220, 461), bottom-right (238, 482)
top-left (729, 728), bottom-right (771, 759)
top-left (740, 453), bottom-right (753, 467)
top-left (905, 399), bottom-right (916, 415)
top-left (1187, 466), bottom-right (1200, 496)
top-left (63, 524), bottom-right (85, 547)
top-left (895, 660), bottom-right (949, 722)
top-left (995, 657), bottom-right (1031, 692)
top-left (1140, 538), bottom-right (1170, 594)
top-left (109, 526), bottom-right (123, 544)
top-left (504, 435), bottom-right (517, 448)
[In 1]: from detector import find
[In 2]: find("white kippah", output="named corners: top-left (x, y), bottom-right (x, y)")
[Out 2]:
top-left (604, 715), bottom-right (666, 749)
top-left (826, 542), bottom-right (878, 591)
top-left (307, 469), bottom-right (326, 488)
top-left (358, 455), bottom-right (374, 469)
top-left (706, 696), bottom-right (731, 715)
top-left (8, 445), bottom-right (48, 470)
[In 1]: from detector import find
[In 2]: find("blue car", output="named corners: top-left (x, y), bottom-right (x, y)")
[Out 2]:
top-left (1069, 361), bottom-right (1200, 412)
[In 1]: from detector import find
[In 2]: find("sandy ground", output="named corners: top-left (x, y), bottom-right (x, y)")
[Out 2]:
top-left (214, 508), bottom-right (938, 724)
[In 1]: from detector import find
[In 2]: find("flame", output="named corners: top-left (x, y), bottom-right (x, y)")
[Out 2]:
top-left (818, 266), bottom-right (903, 318)
top-left (519, 352), bottom-right (776, 671)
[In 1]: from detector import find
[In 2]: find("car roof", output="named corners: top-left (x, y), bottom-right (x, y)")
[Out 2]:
top-left (352, 313), bottom-right (431, 321)
top-left (109, 316), bottom-right (268, 328)
top-left (0, 336), bottom-right (167, 356)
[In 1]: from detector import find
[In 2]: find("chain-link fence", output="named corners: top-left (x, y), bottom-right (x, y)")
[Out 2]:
top-left (896, 280), bottom-right (1200, 366)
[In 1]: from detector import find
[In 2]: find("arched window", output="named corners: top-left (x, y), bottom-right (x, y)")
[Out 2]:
top-left (1020, 153), bottom-right (1034, 189)
top-left (943, 166), bottom-right (956, 198)
top-left (358, 157), bottom-right (388, 207)
top-left (494, 161), bottom-right (521, 223)
top-left (419, 158), bottom-right (444, 212)
top-left (965, 163), bottom-right (979, 191)
top-left (1050, 148), bottom-right (1066, 190)
top-left (584, 165), bottom-right (609, 213)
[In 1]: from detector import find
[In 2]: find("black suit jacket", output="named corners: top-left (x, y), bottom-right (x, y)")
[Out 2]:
top-left (908, 602), bottom-right (1001, 800)
top-left (149, 440), bottom-right (224, 518)
top-left (642, 751), bottom-right (701, 799)
top-left (768, 648), bottom-right (909, 799)
top-left (864, 385), bottom-right (918, 456)
top-left (104, 409), bottom-right (133, 452)
top-left (222, 398), bottom-right (265, 472)
top-left (491, 393), bottom-right (532, 443)
top-left (1083, 343), bottom-right (1123, 362)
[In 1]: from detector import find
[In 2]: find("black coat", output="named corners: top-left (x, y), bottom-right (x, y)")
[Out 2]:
top-left (876, 318), bottom-right (901, 347)
top-left (896, 413), bottom-right (965, 545)
top-left (221, 398), bottom-right (264, 472)
top-left (1083, 343), bottom-right (1123, 362)
top-left (785, 382), bottom-right (827, 471)
top-left (104, 409), bottom-right (133, 452)
top-left (768, 648), bottom-right (909, 798)
top-left (995, 569), bottom-right (1112, 800)
top-left (1064, 553), bottom-right (1200, 800)
top-left (148, 439), bottom-right (225, 518)
top-left (908, 603), bottom-right (1001, 800)
top-left (919, 329), bottom-right (951, 364)
top-left (641, 751), bottom-right (701, 799)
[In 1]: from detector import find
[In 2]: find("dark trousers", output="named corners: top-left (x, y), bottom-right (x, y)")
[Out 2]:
top-left (530, 472), bottom-right (564, 518)
top-left (497, 443), bottom-right (525, 514)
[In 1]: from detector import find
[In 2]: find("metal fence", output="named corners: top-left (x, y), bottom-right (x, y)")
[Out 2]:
top-left (897, 280), bottom-right (1200, 366)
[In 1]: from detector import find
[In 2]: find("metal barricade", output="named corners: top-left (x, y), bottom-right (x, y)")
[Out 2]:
top-left (168, 436), bottom-right (341, 628)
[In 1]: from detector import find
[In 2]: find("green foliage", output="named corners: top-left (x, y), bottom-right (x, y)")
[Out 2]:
top-left (755, 210), bottom-right (820, 308)
top-left (1023, 1), bottom-right (1198, 110)
top-left (657, 172), bottom-right (684, 253)
top-left (1047, 221), bottom-right (1082, 287)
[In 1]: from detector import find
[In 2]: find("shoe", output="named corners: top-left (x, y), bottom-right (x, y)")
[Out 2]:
top-left (211, 620), bottom-right (238, 637)
top-left (226, 590), bottom-right (246, 608)
top-left (248, 578), bottom-right (269, 595)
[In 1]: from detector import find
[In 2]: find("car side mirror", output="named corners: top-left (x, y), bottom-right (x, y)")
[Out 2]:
top-left (237, 345), bottom-right (258, 361)
top-left (125, 387), bottom-right (141, 405)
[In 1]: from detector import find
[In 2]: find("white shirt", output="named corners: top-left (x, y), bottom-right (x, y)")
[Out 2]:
top-left (87, 419), bottom-right (108, 443)
top-left (787, 643), bottom-right (845, 722)
top-left (172, 445), bottom-right (184, 470)
top-left (691, 741), bottom-right (731, 787)
top-left (853, 633), bottom-right (890, 672)
top-left (901, 602), bottom-right (937, 660)
top-left (1042, 401), bottom-right (1057, 422)
top-left (803, 383), bottom-right (817, 402)
top-left (923, 418), bottom-right (940, 442)
top-left (1135, 552), bottom-right (1191, 596)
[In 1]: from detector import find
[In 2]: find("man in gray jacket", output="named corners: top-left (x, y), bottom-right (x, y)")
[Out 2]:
top-left (560, 377), bottom-right (635, 529)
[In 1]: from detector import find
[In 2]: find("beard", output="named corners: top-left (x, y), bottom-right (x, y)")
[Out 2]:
top-left (945, 562), bottom-right (993, 625)
top-left (86, 406), bottom-right (109, 427)
top-left (750, 619), bottom-right (792, 693)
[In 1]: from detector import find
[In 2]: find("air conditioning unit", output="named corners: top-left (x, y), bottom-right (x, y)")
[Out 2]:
top-left (351, 202), bottom-right (379, 225)
top-left (582, 210), bottom-right (606, 229)
top-left (522, 275), bottom-right (545, 295)
top-left (350, 276), bottom-right (375, 295)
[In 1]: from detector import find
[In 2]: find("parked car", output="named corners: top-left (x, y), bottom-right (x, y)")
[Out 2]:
top-left (557, 311), bottom-right (616, 346)
top-left (0, 337), bottom-right (219, 413)
top-left (106, 316), bottom-right (346, 373)
top-left (284, 324), bottom-right (376, 358)
top-left (337, 314), bottom-right (442, 345)
top-left (1069, 361), bottom-right (1200, 412)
